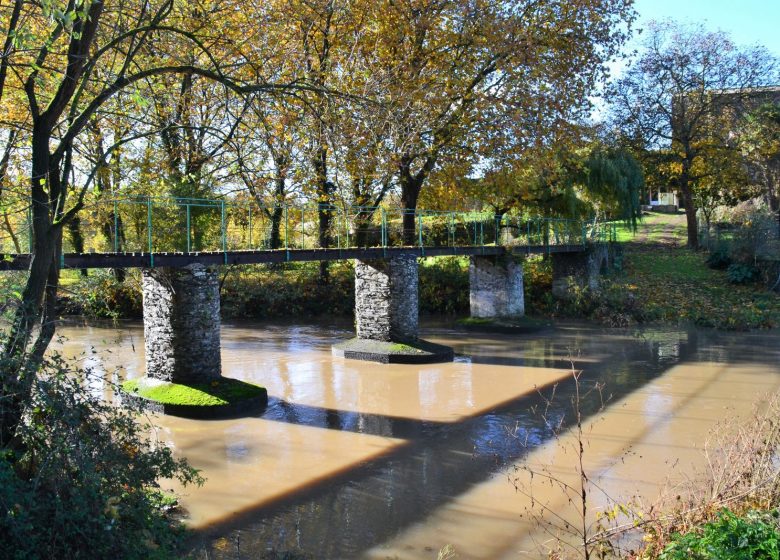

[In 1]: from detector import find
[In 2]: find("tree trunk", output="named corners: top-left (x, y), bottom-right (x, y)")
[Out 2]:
top-left (679, 163), bottom-right (699, 249)
top-left (101, 216), bottom-right (126, 282)
top-left (1, 131), bottom-right (61, 446)
top-left (67, 217), bottom-right (88, 277)
top-left (2, 210), bottom-right (21, 253)
top-left (269, 204), bottom-right (284, 250)
top-left (400, 174), bottom-right (421, 246)
top-left (352, 208), bottom-right (377, 247)
top-left (313, 146), bottom-right (332, 283)
top-left (680, 186), bottom-right (698, 249)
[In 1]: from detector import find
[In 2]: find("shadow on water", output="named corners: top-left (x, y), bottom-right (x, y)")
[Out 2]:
top-left (186, 323), bottom-right (780, 559)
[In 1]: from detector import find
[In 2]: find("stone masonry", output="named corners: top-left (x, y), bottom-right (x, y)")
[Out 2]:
top-left (551, 245), bottom-right (609, 300)
top-left (142, 263), bottom-right (221, 383)
top-left (355, 255), bottom-right (419, 341)
top-left (469, 256), bottom-right (524, 318)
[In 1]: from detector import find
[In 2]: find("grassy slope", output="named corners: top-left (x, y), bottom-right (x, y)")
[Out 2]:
top-left (613, 212), bottom-right (780, 329)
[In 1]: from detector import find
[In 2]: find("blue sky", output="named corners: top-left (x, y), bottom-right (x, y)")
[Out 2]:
top-left (633, 0), bottom-right (780, 57)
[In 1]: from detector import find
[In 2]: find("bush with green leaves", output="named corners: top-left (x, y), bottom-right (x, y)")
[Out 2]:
top-left (0, 353), bottom-right (203, 559)
top-left (727, 262), bottom-right (759, 284)
top-left (60, 269), bottom-right (142, 318)
top-left (659, 509), bottom-right (780, 560)
top-left (418, 257), bottom-right (469, 314)
top-left (706, 245), bottom-right (732, 270)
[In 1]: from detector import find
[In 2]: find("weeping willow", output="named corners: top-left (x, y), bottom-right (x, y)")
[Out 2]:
top-left (530, 148), bottom-right (644, 229)
top-left (583, 149), bottom-right (644, 230)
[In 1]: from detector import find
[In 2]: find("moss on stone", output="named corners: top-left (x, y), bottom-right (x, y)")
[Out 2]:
top-left (122, 377), bottom-right (266, 407)
top-left (332, 337), bottom-right (454, 363)
top-left (388, 342), bottom-right (424, 353)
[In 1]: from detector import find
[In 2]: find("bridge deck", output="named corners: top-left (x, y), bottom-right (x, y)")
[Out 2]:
top-left (0, 244), bottom-right (586, 271)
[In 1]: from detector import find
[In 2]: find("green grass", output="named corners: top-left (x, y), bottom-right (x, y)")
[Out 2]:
top-left (529, 212), bottom-right (780, 330)
top-left (122, 377), bottom-right (265, 406)
top-left (612, 211), bottom-right (687, 244)
top-left (621, 245), bottom-right (780, 329)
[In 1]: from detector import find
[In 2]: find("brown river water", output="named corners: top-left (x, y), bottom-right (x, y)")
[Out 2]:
top-left (53, 319), bottom-right (780, 559)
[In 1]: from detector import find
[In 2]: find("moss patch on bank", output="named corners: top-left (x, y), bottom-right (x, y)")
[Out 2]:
top-left (122, 377), bottom-right (266, 407)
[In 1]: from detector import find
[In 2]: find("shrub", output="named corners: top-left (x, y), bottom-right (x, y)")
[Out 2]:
top-left (0, 353), bottom-right (202, 559)
top-left (418, 257), bottom-right (469, 314)
top-left (659, 509), bottom-right (780, 560)
top-left (220, 262), bottom-right (355, 318)
top-left (522, 256), bottom-right (553, 315)
top-left (706, 246), bottom-right (732, 270)
top-left (60, 270), bottom-right (142, 318)
top-left (727, 263), bottom-right (759, 284)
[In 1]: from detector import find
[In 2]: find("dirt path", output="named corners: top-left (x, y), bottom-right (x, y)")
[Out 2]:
top-left (632, 212), bottom-right (687, 246)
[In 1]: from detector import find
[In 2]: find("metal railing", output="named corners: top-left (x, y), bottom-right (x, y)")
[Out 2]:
top-left (0, 196), bottom-right (617, 262)
top-left (699, 222), bottom-right (780, 261)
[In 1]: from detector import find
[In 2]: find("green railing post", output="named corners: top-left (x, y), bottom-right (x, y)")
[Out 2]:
top-left (285, 206), bottom-right (290, 260)
top-left (546, 220), bottom-right (550, 255)
top-left (495, 214), bottom-right (500, 246)
top-left (418, 213), bottom-right (423, 249)
top-left (345, 208), bottom-right (350, 248)
top-left (186, 204), bottom-right (191, 253)
top-left (381, 207), bottom-right (387, 249)
top-left (221, 200), bottom-right (227, 263)
top-left (113, 200), bottom-right (119, 253)
top-left (146, 197), bottom-right (153, 267)
top-left (248, 205), bottom-right (253, 249)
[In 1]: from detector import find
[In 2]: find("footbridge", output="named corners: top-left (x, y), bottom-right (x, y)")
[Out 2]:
top-left (0, 196), bottom-right (618, 384)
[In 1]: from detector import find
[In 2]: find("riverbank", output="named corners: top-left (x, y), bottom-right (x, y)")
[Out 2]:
top-left (529, 212), bottom-right (780, 330)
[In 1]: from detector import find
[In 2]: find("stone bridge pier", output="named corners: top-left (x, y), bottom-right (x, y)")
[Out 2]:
top-left (469, 256), bottom-right (524, 319)
top-left (551, 244), bottom-right (610, 300)
top-left (142, 263), bottom-right (222, 382)
top-left (354, 255), bottom-right (419, 342)
top-left (337, 255), bottom-right (453, 362)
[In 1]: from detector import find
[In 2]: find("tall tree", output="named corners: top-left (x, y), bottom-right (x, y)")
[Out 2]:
top-left (608, 20), bottom-right (778, 247)
top-left (370, 0), bottom-right (635, 244)
top-left (232, 97), bottom-right (306, 249)
top-left (740, 101), bottom-right (780, 235)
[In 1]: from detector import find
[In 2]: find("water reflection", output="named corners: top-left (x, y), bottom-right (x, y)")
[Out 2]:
top-left (52, 320), bottom-right (780, 559)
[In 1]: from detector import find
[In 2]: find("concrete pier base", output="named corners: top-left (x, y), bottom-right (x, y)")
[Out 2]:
top-left (551, 245), bottom-right (610, 300)
top-left (469, 256), bottom-right (524, 319)
top-left (142, 263), bottom-right (221, 383)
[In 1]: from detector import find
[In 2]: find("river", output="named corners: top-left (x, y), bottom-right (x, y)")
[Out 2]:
top-left (53, 319), bottom-right (780, 559)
